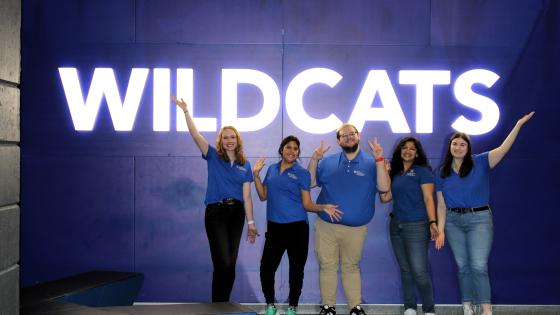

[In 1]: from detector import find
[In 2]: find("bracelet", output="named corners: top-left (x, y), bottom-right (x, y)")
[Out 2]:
top-left (183, 109), bottom-right (189, 114)
top-left (429, 220), bottom-right (437, 225)
top-left (375, 157), bottom-right (384, 163)
top-left (247, 220), bottom-right (255, 225)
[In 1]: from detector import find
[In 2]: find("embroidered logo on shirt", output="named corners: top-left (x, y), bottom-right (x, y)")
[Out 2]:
top-left (287, 172), bottom-right (298, 180)
top-left (236, 165), bottom-right (247, 172)
top-left (406, 169), bottom-right (416, 176)
top-left (353, 170), bottom-right (365, 176)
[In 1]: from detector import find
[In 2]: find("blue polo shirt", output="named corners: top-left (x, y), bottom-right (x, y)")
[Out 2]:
top-left (202, 145), bottom-right (253, 205)
top-left (391, 165), bottom-right (434, 221)
top-left (263, 161), bottom-right (311, 223)
top-left (435, 152), bottom-right (491, 208)
top-left (316, 150), bottom-right (377, 226)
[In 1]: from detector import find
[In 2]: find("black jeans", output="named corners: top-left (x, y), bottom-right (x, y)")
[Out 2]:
top-left (205, 200), bottom-right (245, 302)
top-left (260, 220), bottom-right (309, 307)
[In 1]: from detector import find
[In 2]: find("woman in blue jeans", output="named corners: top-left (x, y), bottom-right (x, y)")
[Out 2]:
top-left (435, 112), bottom-right (534, 315)
top-left (380, 137), bottom-right (438, 315)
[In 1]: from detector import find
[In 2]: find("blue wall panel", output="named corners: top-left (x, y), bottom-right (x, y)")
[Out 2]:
top-left (283, 0), bottom-right (431, 45)
top-left (431, 0), bottom-right (542, 47)
top-left (20, 0), bottom-right (560, 304)
top-left (21, 155), bottom-right (135, 285)
top-left (135, 0), bottom-right (283, 44)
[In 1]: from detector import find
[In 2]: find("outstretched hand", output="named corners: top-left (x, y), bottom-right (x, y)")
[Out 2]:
top-left (517, 111), bottom-right (535, 126)
top-left (323, 204), bottom-right (343, 222)
top-left (312, 141), bottom-right (331, 161)
top-left (172, 96), bottom-right (188, 112)
top-left (368, 137), bottom-right (384, 159)
top-left (253, 158), bottom-right (266, 175)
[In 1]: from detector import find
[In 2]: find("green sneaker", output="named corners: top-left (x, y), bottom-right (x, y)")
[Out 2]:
top-left (265, 305), bottom-right (277, 315)
top-left (285, 307), bottom-right (297, 315)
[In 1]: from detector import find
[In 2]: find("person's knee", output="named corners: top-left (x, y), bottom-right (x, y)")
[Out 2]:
top-left (411, 269), bottom-right (430, 283)
top-left (470, 261), bottom-right (488, 275)
top-left (341, 262), bottom-right (360, 273)
top-left (216, 258), bottom-right (236, 272)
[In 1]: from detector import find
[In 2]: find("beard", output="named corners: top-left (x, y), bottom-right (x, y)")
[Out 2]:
top-left (341, 142), bottom-right (359, 154)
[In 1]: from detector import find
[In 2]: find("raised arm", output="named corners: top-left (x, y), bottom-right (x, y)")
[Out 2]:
top-left (243, 182), bottom-right (259, 243)
top-left (173, 96), bottom-right (209, 156)
top-left (308, 141), bottom-right (330, 188)
top-left (252, 158), bottom-right (267, 201)
top-left (435, 191), bottom-right (447, 250)
top-left (301, 190), bottom-right (343, 222)
top-left (368, 137), bottom-right (391, 193)
top-left (421, 183), bottom-right (438, 240)
top-left (488, 111), bottom-right (534, 168)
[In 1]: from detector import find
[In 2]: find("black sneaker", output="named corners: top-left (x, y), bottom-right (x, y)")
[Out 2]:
top-left (319, 305), bottom-right (336, 315)
top-left (349, 305), bottom-right (366, 315)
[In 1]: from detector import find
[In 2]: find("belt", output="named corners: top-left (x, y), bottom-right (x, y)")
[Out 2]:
top-left (448, 205), bottom-right (490, 214)
top-left (215, 198), bottom-right (240, 206)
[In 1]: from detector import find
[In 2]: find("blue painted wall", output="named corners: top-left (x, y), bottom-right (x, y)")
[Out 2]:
top-left (21, 0), bottom-right (559, 304)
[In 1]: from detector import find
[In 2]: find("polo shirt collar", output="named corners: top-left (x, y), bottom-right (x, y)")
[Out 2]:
top-left (338, 149), bottom-right (364, 166)
top-left (276, 160), bottom-right (299, 172)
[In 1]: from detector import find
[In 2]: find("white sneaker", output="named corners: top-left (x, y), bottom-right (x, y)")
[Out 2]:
top-left (424, 313), bottom-right (435, 315)
top-left (463, 304), bottom-right (474, 315)
top-left (403, 309), bottom-right (417, 315)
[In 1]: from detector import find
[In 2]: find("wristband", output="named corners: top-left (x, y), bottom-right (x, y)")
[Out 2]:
top-left (247, 220), bottom-right (255, 225)
top-left (375, 157), bottom-right (384, 163)
top-left (184, 109), bottom-right (189, 114)
top-left (429, 220), bottom-right (437, 225)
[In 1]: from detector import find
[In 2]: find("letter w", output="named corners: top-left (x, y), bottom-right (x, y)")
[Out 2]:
top-left (59, 68), bottom-right (149, 131)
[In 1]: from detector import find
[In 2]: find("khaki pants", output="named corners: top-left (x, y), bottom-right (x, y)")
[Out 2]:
top-left (314, 217), bottom-right (368, 307)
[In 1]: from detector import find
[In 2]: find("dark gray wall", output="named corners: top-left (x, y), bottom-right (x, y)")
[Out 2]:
top-left (0, 0), bottom-right (21, 313)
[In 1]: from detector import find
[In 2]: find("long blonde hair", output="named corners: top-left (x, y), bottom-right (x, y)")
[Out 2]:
top-left (215, 126), bottom-right (246, 165)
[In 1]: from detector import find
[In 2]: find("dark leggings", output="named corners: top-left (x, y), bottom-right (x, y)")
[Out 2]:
top-left (260, 220), bottom-right (309, 307)
top-left (205, 201), bottom-right (245, 302)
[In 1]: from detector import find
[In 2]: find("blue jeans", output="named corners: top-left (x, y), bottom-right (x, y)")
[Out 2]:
top-left (445, 209), bottom-right (493, 304)
top-left (390, 218), bottom-right (435, 313)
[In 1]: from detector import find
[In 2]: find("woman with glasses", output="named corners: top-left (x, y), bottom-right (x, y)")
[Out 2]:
top-left (435, 112), bottom-right (534, 315)
top-left (380, 137), bottom-right (437, 315)
top-left (173, 97), bottom-right (259, 302)
top-left (253, 135), bottom-right (342, 315)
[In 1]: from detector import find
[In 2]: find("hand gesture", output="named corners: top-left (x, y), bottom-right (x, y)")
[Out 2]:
top-left (253, 158), bottom-right (266, 175)
top-left (323, 204), bottom-right (343, 222)
top-left (429, 224), bottom-right (439, 241)
top-left (312, 141), bottom-right (331, 161)
top-left (368, 137), bottom-right (384, 159)
top-left (246, 223), bottom-right (260, 244)
top-left (435, 231), bottom-right (445, 250)
top-left (517, 111), bottom-right (535, 126)
top-left (172, 96), bottom-right (188, 112)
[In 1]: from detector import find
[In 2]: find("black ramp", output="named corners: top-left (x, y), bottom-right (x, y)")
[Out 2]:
top-left (101, 302), bottom-right (258, 315)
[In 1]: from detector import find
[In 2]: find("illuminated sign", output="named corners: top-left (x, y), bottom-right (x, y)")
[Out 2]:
top-left (59, 67), bottom-right (500, 135)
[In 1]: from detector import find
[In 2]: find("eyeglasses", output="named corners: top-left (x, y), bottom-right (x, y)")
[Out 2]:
top-left (339, 131), bottom-right (357, 139)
